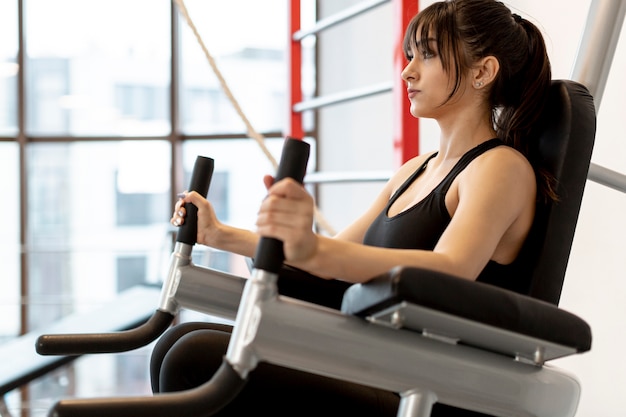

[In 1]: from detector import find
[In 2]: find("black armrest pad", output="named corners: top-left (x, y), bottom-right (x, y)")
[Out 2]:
top-left (341, 266), bottom-right (592, 353)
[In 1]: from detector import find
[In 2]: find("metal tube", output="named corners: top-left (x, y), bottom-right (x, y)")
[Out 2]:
top-left (588, 162), bottom-right (626, 194)
top-left (293, 0), bottom-right (390, 40)
top-left (158, 242), bottom-right (193, 314)
top-left (158, 242), bottom-right (246, 320)
top-left (293, 81), bottom-right (392, 112)
top-left (571, 0), bottom-right (626, 193)
top-left (174, 264), bottom-right (246, 322)
top-left (305, 169), bottom-right (392, 184)
top-left (570, 0), bottom-right (626, 109)
top-left (397, 390), bottom-right (437, 417)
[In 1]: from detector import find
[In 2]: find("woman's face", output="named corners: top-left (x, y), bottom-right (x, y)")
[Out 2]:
top-left (400, 32), bottom-right (459, 119)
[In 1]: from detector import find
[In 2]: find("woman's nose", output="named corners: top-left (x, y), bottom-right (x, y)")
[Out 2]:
top-left (401, 62), bottom-right (416, 82)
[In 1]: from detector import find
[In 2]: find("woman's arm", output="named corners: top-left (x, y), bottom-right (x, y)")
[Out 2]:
top-left (256, 147), bottom-right (536, 283)
top-left (172, 154), bottom-right (427, 257)
top-left (173, 191), bottom-right (260, 258)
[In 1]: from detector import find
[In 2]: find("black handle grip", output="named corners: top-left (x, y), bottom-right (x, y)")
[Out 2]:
top-left (177, 155), bottom-right (215, 245)
top-left (36, 310), bottom-right (175, 355)
top-left (48, 360), bottom-right (246, 417)
top-left (253, 138), bottom-right (310, 273)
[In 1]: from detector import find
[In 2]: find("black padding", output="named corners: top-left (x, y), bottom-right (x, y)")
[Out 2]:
top-left (341, 80), bottom-right (595, 354)
top-left (525, 80), bottom-right (596, 304)
top-left (176, 156), bottom-right (214, 246)
top-left (253, 138), bottom-right (310, 274)
top-left (341, 266), bottom-right (592, 352)
top-left (277, 265), bottom-right (352, 310)
top-left (36, 309), bottom-right (174, 355)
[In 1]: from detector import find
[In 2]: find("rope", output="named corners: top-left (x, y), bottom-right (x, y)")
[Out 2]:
top-left (173, 0), bottom-right (275, 166)
top-left (174, 0), bottom-right (336, 235)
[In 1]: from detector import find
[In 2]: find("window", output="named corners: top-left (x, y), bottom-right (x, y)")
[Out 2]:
top-left (0, 143), bottom-right (20, 341)
top-left (117, 256), bottom-right (147, 292)
top-left (4, 1), bottom-right (315, 414)
top-left (0, 0), bottom-right (17, 135)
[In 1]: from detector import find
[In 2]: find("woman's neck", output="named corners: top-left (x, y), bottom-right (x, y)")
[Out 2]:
top-left (435, 106), bottom-right (496, 161)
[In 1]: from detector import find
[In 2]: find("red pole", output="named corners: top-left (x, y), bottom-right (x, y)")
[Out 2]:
top-left (288, 0), bottom-right (304, 139)
top-left (393, 0), bottom-right (420, 167)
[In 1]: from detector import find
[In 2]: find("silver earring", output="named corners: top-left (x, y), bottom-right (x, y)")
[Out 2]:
top-left (475, 81), bottom-right (483, 88)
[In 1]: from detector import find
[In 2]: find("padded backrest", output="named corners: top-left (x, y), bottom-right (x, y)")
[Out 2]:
top-left (521, 80), bottom-right (596, 305)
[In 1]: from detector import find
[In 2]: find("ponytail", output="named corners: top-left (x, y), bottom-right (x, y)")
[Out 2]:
top-left (492, 15), bottom-right (556, 202)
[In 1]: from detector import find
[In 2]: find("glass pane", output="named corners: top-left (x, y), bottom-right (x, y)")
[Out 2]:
top-left (0, 143), bottom-right (20, 342)
top-left (23, 350), bottom-right (154, 413)
top-left (179, 0), bottom-right (288, 134)
top-left (300, 0), bottom-right (317, 133)
top-left (181, 138), bottom-right (312, 275)
top-left (24, 0), bottom-right (171, 136)
top-left (0, 0), bottom-right (18, 135)
top-left (26, 141), bottom-right (172, 330)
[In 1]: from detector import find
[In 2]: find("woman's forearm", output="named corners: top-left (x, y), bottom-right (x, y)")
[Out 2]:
top-left (210, 223), bottom-right (260, 259)
top-left (292, 235), bottom-right (458, 283)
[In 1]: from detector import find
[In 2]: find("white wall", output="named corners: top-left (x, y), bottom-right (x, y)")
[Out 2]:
top-left (316, 0), bottom-right (626, 414)
top-left (315, 1), bottom-right (394, 233)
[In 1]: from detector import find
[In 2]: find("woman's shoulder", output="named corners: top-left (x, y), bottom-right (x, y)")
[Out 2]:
top-left (463, 144), bottom-right (535, 193)
top-left (482, 143), bottom-right (533, 173)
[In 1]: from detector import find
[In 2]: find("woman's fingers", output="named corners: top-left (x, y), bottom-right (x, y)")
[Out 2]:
top-left (256, 178), bottom-right (316, 262)
top-left (263, 174), bottom-right (275, 190)
top-left (171, 192), bottom-right (188, 226)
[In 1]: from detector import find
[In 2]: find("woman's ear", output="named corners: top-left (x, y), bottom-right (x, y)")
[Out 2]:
top-left (472, 56), bottom-right (499, 89)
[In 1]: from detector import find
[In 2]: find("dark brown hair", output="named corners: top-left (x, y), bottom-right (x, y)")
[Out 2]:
top-left (404, 0), bottom-right (556, 201)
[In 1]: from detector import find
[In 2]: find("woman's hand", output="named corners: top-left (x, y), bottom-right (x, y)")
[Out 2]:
top-left (256, 177), bottom-right (318, 264)
top-left (171, 191), bottom-right (222, 247)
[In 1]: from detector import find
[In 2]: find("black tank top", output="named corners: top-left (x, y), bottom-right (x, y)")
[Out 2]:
top-left (363, 138), bottom-right (529, 294)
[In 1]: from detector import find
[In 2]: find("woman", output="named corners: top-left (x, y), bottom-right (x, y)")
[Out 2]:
top-left (153, 1), bottom-right (553, 415)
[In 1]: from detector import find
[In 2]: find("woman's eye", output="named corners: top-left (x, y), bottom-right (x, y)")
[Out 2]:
top-left (420, 49), bottom-right (435, 59)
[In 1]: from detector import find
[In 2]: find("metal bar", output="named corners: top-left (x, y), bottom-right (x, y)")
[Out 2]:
top-left (288, 0), bottom-right (304, 138)
top-left (15, 11), bottom-right (33, 416)
top-left (305, 170), bottom-right (392, 184)
top-left (170, 1), bottom-right (185, 226)
top-left (570, 0), bottom-right (626, 193)
top-left (397, 390), bottom-right (437, 417)
top-left (293, 0), bottom-right (390, 40)
top-left (248, 297), bottom-right (582, 417)
top-left (16, 0), bottom-right (27, 339)
top-left (173, 264), bottom-right (245, 322)
top-left (570, 0), bottom-right (626, 110)
top-left (293, 81), bottom-right (392, 112)
top-left (588, 162), bottom-right (626, 194)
